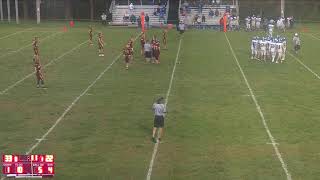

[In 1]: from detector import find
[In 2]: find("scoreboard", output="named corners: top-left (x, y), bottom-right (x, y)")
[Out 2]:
top-left (2, 154), bottom-right (54, 178)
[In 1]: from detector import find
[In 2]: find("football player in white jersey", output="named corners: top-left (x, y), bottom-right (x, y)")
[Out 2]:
top-left (260, 39), bottom-right (267, 61)
top-left (276, 42), bottom-right (283, 63)
top-left (270, 42), bottom-right (277, 63)
top-left (251, 37), bottom-right (258, 59)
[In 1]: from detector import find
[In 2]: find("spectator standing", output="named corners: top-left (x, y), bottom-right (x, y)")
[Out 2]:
top-left (145, 14), bottom-right (150, 28)
top-left (209, 8), bottom-right (214, 18)
top-left (198, 1), bottom-right (203, 14)
top-left (123, 11), bottom-right (130, 22)
top-left (137, 16), bottom-right (141, 27)
top-left (178, 21), bottom-right (185, 34)
top-left (202, 14), bottom-right (206, 23)
top-left (130, 14), bottom-right (136, 24)
top-left (101, 13), bottom-right (107, 25)
top-left (129, 3), bottom-right (134, 13)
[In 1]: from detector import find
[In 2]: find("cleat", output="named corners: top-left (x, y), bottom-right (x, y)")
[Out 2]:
top-left (151, 137), bottom-right (157, 143)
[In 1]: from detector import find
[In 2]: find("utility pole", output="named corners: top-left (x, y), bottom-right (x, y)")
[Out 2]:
top-left (7, 0), bottom-right (10, 22)
top-left (15, 0), bottom-right (19, 24)
top-left (236, 0), bottom-right (239, 17)
top-left (0, 0), bottom-right (3, 21)
top-left (36, 0), bottom-right (40, 24)
top-left (281, 0), bottom-right (285, 17)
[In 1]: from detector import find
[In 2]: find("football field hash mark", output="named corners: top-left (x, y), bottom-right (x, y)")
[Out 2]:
top-left (146, 37), bottom-right (183, 180)
top-left (224, 33), bottom-right (292, 180)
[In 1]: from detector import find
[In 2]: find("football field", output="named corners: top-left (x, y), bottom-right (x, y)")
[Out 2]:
top-left (1, 22), bottom-right (320, 180)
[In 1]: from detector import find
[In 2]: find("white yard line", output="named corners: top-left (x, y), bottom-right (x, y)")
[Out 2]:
top-left (0, 28), bottom-right (33, 40)
top-left (224, 33), bottom-right (292, 180)
top-left (306, 33), bottom-right (320, 41)
top-left (0, 31), bottom-right (61, 59)
top-left (288, 52), bottom-right (320, 80)
top-left (24, 33), bottom-right (140, 155)
top-left (146, 37), bottom-right (183, 180)
top-left (0, 40), bottom-right (89, 95)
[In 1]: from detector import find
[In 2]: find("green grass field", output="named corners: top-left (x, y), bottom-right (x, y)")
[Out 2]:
top-left (1, 22), bottom-right (320, 180)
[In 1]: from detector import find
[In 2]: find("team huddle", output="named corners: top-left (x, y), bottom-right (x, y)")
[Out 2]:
top-left (251, 35), bottom-right (287, 63)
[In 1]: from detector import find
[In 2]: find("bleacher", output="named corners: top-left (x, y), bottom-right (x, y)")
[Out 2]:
top-left (110, 4), bottom-right (169, 26)
top-left (179, 4), bottom-right (237, 27)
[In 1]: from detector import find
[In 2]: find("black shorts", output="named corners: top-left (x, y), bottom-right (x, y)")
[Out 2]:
top-left (180, 30), bottom-right (185, 34)
top-left (154, 115), bottom-right (164, 128)
top-left (145, 51), bottom-right (152, 58)
top-left (294, 45), bottom-right (300, 51)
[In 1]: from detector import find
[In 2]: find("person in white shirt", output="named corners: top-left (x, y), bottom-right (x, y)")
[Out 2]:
top-left (256, 16), bottom-right (261, 29)
top-left (101, 13), bottom-right (107, 25)
top-left (293, 33), bottom-right (301, 54)
top-left (129, 3), bottom-right (134, 13)
top-left (245, 16), bottom-right (251, 31)
top-left (151, 97), bottom-right (166, 143)
top-left (268, 22), bottom-right (274, 37)
top-left (270, 42), bottom-right (276, 63)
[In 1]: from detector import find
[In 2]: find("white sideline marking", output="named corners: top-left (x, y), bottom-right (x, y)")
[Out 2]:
top-left (0, 28), bottom-right (33, 40)
top-left (24, 33), bottom-right (140, 155)
top-left (224, 33), bottom-right (292, 180)
top-left (0, 40), bottom-right (89, 95)
top-left (146, 37), bottom-right (183, 180)
top-left (288, 52), bottom-right (320, 80)
top-left (0, 32), bottom-right (61, 59)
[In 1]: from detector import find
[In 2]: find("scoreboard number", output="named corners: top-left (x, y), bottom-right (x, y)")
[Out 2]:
top-left (48, 167), bottom-right (53, 174)
top-left (37, 166), bottom-right (43, 174)
top-left (5, 166), bottom-right (11, 173)
top-left (31, 155), bottom-right (38, 161)
top-left (4, 155), bottom-right (12, 162)
top-left (45, 155), bottom-right (53, 162)
top-left (16, 166), bottom-right (23, 174)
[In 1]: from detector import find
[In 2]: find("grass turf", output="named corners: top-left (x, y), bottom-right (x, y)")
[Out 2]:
top-left (1, 22), bottom-right (320, 179)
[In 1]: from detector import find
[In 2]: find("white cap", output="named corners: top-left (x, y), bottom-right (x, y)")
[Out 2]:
top-left (295, 33), bottom-right (298, 36)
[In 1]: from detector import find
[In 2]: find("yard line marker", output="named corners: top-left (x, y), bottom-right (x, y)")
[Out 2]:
top-left (306, 33), bottom-right (320, 41)
top-left (0, 40), bottom-right (89, 95)
top-left (224, 33), bottom-right (292, 180)
top-left (288, 52), bottom-right (320, 80)
top-left (0, 28), bottom-right (33, 40)
top-left (0, 31), bottom-right (61, 59)
top-left (24, 33), bottom-right (140, 155)
top-left (146, 37), bottom-right (183, 180)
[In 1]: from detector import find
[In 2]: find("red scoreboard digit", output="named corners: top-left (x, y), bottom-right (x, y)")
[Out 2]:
top-left (2, 154), bottom-right (55, 178)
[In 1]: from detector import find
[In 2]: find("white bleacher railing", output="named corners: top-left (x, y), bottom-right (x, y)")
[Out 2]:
top-left (111, 3), bottom-right (169, 26)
